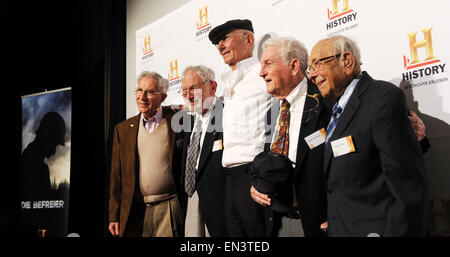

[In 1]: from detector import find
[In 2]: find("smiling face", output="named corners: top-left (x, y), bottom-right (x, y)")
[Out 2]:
top-left (259, 45), bottom-right (303, 100)
top-left (136, 76), bottom-right (166, 119)
top-left (216, 29), bottom-right (253, 70)
top-left (307, 39), bottom-right (351, 102)
top-left (181, 70), bottom-right (217, 114)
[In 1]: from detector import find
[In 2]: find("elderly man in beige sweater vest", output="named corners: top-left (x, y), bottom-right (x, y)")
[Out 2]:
top-left (108, 71), bottom-right (184, 237)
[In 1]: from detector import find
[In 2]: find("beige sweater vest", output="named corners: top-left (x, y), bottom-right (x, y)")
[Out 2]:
top-left (137, 117), bottom-right (176, 203)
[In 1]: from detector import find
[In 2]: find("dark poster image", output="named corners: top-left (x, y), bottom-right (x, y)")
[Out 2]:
top-left (20, 88), bottom-right (72, 237)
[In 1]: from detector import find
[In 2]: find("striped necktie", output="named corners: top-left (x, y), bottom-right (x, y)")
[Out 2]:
top-left (185, 118), bottom-right (202, 197)
top-left (325, 105), bottom-right (343, 147)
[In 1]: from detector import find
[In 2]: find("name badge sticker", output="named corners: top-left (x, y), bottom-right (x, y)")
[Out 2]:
top-left (304, 128), bottom-right (326, 149)
top-left (212, 139), bottom-right (223, 152)
top-left (330, 135), bottom-right (355, 157)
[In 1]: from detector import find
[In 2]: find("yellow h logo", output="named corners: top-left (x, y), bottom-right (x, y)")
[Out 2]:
top-left (143, 35), bottom-right (152, 55)
top-left (198, 6), bottom-right (209, 28)
top-left (331, 0), bottom-right (350, 15)
top-left (406, 27), bottom-right (435, 64)
top-left (169, 60), bottom-right (179, 80)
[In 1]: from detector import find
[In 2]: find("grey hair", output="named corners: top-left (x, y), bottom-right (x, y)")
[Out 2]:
top-left (136, 71), bottom-right (169, 94)
top-left (328, 35), bottom-right (362, 67)
top-left (262, 36), bottom-right (309, 75)
top-left (182, 65), bottom-right (215, 82)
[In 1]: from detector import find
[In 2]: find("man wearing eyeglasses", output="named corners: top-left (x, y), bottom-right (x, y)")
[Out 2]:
top-left (307, 35), bottom-right (429, 237)
top-left (208, 19), bottom-right (277, 236)
top-left (108, 71), bottom-right (184, 237)
top-left (177, 65), bottom-right (227, 237)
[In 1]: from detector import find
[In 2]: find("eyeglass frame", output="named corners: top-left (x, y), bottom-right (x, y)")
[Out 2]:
top-left (306, 53), bottom-right (342, 75)
top-left (178, 80), bottom-right (211, 96)
top-left (214, 31), bottom-right (247, 46)
top-left (135, 88), bottom-right (162, 97)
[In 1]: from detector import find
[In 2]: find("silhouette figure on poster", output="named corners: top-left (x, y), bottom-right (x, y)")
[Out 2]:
top-left (20, 111), bottom-right (66, 201)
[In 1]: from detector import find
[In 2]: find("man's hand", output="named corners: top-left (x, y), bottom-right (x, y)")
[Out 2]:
top-left (108, 222), bottom-right (120, 236)
top-left (250, 186), bottom-right (272, 206)
top-left (320, 221), bottom-right (328, 230)
top-left (409, 111), bottom-right (426, 141)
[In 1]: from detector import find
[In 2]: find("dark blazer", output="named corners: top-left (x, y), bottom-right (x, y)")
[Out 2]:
top-left (179, 99), bottom-right (228, 237)
top-left (264, 80), bottom-right (332, 237)
top-left (109, 107), bottom-right (183, 237)
top-left (323, 71), bottom-right (429, 237)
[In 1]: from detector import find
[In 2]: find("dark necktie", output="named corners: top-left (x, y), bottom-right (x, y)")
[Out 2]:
top-left (325, 105), bottom-right (343, 148)
top-left (185, 118), bottom-right (202, 197)
top-left (271, 100), bottom-right (290, 157)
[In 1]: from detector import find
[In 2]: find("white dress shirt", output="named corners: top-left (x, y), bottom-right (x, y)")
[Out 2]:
top-left (271, 78), bottom-right (308, 166)
top-left (220, 56), bottom-right (276, 168)
top-left (190, 98), bottom-right (216, 170)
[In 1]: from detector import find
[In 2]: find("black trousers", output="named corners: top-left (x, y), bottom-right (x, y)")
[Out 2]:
top-left (224, 163), bottom-right (267, 237)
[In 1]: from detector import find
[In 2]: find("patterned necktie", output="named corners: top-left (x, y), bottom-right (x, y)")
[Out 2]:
top-left (325, 105), bottom-right (343, 147)
top-left (271, 100), bottom-right (290, 157)
top-left (185, 118), bottom-right (202, 197)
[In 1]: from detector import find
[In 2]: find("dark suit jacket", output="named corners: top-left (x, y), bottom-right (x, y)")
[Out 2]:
top-left (109, 107), bottom-right (183, 237)
top-left (323, 71), bottom-right (429, 237)
top-left (264, 80), bottom-right (332, 237)
top-left (179, 99), bottom-right (228, 237)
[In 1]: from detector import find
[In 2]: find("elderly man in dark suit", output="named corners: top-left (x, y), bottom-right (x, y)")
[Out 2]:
top-left (108, 71), bottom-right (184, 237)
top-left (307, 35), bottom-right (429, 237)
top-left (250, 36), bottom-right (331, 237)
top-left (178, 65), bottom-right (227, 237)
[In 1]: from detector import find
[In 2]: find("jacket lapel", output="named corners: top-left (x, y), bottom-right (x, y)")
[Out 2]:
top-left (128, 114), bottom-right (140, 192)
top-left (197, 128), bottom-right (217, 175)
top-left (295, 81), bottom-right (323, 174)
top-left (197, 99), bottom-right (223, 176)
top-left (323, 72), bottom-right (371, 176)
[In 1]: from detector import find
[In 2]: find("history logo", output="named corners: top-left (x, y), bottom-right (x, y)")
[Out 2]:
top-left (326, 0), bottom-right (358, 36)
top-left (168, 59), bottom-right (182, 87)
top-left (142, 35), bottom-right (154, 61)
top-left (196, 5), bottom-right (212, 39)
top-left (402, 27), bottom-right (446, 82)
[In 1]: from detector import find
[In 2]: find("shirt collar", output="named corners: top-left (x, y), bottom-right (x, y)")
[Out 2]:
top-left (335, 72), bottom-right (362, 112)
top-left (221, 55), bottom-right (258, 82)
top-left (197, 97), bottom-right (216, 122)
top-left (284, 77), bottom-right (307, 107)
top-left (142, 108), bottom-right (163, 125)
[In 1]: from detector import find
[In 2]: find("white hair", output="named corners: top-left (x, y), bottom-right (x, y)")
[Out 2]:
top-left (136, 71), bottom-right (169, 94)
top-left (263, 36), bottom-right (309, 74)
top-left (181, 65), bottom-right (215, 82)
top-left (328, 35), bottom-right (362, 67)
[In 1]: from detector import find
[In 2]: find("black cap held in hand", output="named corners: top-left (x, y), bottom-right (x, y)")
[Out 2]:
top-left (208, 19), bottom-right (253, 44)
top-left (249, 151), bottom-right (294, 213)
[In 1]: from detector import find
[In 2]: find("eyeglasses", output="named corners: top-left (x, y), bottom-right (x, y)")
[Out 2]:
top-left (135, 88), bottom-right (161, 97)
top-left (178, 80), bottom-right (211, 96)
top-left (306, 53), bottom-right (342, 75)
top-left (214, 32), bottom-right (246, 46)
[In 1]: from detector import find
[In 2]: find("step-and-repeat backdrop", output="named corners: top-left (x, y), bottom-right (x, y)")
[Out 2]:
top-left (133, 0), bottom-right (450, 235)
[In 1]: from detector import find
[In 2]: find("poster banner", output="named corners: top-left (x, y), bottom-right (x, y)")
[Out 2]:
top-left (20, 88), bottom-right (72, 237)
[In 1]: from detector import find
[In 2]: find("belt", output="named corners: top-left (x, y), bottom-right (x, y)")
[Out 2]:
top-left (224, 163), bottom-right (250, 175)
top-left (145, 196), bottom-right (175, 207)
